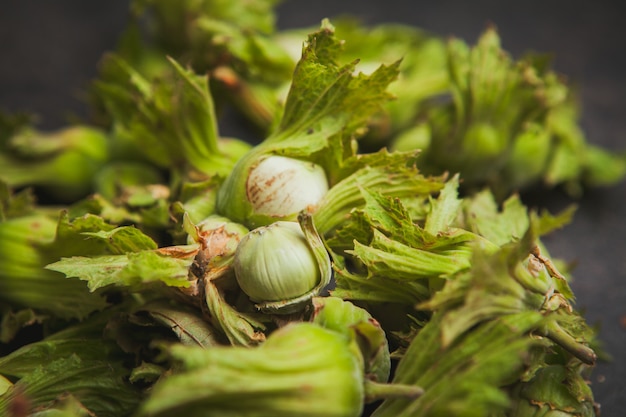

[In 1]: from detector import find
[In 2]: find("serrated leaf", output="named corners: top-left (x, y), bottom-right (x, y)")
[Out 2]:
top-left (45, 212), bottom-right (117, 257)
top-left (67, 193), bottom-right (142, 225)
top-left (462, 190), bottom-right (530, 246)
top-left (123, 251), bottom-right (194, 287)
top-left (424, 174), bottom-right (462, 235)
top-left (360, 188), bottom-right (416, 240)
top-left (47, 250), bottom-right (193, 291)
top-left (262, 20), bottom-right (400, 160)
top-left (46, 255), bottom-right (132, 291)
top-left (531, 205), bottom-right (576, 238)
top-left (82, 226), bottom-right (158, 252)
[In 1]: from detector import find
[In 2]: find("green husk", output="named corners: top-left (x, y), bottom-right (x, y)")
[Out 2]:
top-left (136, 322), bottom-right (366, 417)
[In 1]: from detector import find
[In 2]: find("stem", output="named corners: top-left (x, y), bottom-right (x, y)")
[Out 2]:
top-left (298, 211), bottom-right (332, 291)
top-left (363, 379), bottom-right (424, 404)
top-left (539, 319), bottom-right (597, 365)
top-left (212, 66), bottom-right (276, 130)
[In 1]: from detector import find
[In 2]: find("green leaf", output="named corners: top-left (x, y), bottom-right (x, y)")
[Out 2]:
top-left (193, 0), bottom-right (281, 35)
top-left (461, 190), bottom-right (530, 246)
top-left (44, 211), bottom-right (164, 261)
top-left (196, 16), bottom-right (293, 80)
top-left (81, 226), bottom-right (158, 253)
top-left (263, 20), bottom-right (400, 158)
top-left (320, 18), bottom-right (449, 137)
top-left (135, 0), bottom-right (287, 70)
top-left (359, 188), bottom-right (416, 241)
top-left (324, 210), bottom-right (373, 254)
top-left (352, 187), bottom-right (485, 252)
top-left (45, 212), bottom-right (117, 257)
top-left (46, 255), bottom-right (129, 291)
top-left (47, 250), bottom-right (194, 291)
top-left (67, 193), bottom-right (141, 225)
top-left (119, 251), bottom-right (193, 288)
top-left (531, 204), bottom-right (576, 238)
top-left (424, 174), bottom-right (462, 235)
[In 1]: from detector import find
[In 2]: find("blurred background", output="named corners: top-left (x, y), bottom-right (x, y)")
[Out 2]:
top-left (1, 1), bottom-right (624, 415)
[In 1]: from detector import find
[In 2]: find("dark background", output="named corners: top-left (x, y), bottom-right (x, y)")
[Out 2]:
top-left (1, 1), bottom-right (624, 415)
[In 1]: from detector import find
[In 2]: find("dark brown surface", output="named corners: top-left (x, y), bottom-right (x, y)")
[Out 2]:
top-left (1, 1), bottom-right (625, 415)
